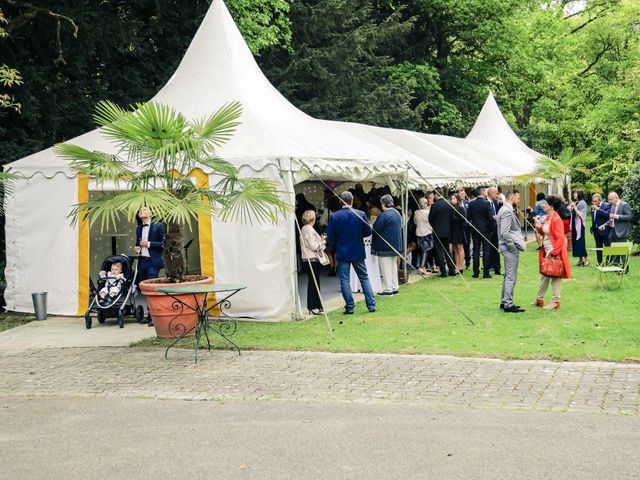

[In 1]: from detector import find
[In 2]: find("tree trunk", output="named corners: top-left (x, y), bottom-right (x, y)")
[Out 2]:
top-left (562, 182), bottom-right (570, 202)
top-left (163, 222), bottom-right (185, 283)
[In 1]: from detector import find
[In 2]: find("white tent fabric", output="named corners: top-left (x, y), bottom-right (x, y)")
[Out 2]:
top-left (466, 93), bottom-right (542, 175)
top-left (364, 127), bottom-right (484, 185)
top-left (323, 121), bottom-right (458, 186)
top-left (4, 174), bottom-right (80, 315)
top-left (4, 0), bottom-right (415, 318)
top-left (9, 0), bottom-right (409, 179)
top-left (422, 134), bottom-right (521, 182)
top-left (4, 0), bottom-right (544, 319)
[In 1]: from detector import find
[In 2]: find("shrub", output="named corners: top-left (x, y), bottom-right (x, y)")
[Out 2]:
top-left (622, 162), bottom-right (640, 246)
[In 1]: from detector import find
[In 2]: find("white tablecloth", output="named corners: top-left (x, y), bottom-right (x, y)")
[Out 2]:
top-left (350, 236), bottom-right (382, 294)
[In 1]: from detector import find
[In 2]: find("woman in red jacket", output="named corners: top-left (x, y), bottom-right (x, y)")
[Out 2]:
top-left (533, 195), bottom-right (572, 310)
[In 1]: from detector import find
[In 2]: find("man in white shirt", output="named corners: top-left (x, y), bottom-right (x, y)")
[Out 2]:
top-left (134, 207), bottom-right (165, 323)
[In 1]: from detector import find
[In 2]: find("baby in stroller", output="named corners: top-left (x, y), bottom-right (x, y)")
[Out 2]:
top-left (98, 261), bottom-right (125, 302)
top-left (84, 254), bottom-right (144, 329)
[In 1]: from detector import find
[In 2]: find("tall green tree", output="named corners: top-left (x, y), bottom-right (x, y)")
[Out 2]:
top-left (2, 0), bottom-right (639, 184)
top-left (0, 7), bottom-right (23, 112)
top-left (0, 0), bottom-right (291, 166)
top-left (521, 147), bottom-right (602, 199)
top-left (263, 0), bottom-right (420, 129)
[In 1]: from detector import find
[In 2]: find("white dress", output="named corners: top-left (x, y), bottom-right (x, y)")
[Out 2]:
top-left (350, 236), bottom-right (382, 294)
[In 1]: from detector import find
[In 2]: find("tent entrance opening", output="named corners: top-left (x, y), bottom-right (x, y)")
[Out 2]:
top-left (88, 192), bottom-right (202, 279)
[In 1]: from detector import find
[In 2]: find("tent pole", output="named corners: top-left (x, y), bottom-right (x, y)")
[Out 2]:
top-left (281, 169), bottom-right (303, 320)
top-left (403, 168), bottom-right (409, 284)
top-left (524, 183), bottom-right (529, 241)
top-left (307, 169), bottom-right (475, 326)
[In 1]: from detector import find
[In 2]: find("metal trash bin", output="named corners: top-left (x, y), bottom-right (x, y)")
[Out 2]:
top-left (31, 292), bottom-right (48, 321)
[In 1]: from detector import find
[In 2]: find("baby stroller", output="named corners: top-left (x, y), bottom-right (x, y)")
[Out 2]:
top-left (84, 254), bottom-right (145, 329)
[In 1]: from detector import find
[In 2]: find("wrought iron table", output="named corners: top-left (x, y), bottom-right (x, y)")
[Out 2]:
top-left (157, 284), bottom-right (246, 362)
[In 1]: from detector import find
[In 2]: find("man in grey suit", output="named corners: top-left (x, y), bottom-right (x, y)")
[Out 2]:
top-left (605, 192), bottom-right (633, 272)
top-left (606, 192), bottom-right (633, 242)
top-left (497, 190), bottom-right (526, 313)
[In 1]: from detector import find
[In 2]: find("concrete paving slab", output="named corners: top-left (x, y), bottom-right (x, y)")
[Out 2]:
top-left (1, 396), bottom-right (639, 480)
top-left (0, 316), bottom-right (155, 351)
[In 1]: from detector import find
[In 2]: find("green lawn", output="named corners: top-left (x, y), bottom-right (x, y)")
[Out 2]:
top-left (0, 314), bottom-right (34, 332)
top-left (136, 235), bottom-right (640, 362)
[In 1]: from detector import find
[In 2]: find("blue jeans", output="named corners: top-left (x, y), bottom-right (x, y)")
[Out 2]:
top-left (337, 261), bottom-right (376, 312)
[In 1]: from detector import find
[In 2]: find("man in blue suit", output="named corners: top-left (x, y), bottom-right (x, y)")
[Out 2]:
top-left (327, 191), bottom-right (376, 314)
top-left (590, 193), bottom-right (611, 264)
top-left (135, 207), bottom-right (165, 324)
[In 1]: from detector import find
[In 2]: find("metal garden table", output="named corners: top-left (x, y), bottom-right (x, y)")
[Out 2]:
top-left (157, 284), bottom-right (246, 362)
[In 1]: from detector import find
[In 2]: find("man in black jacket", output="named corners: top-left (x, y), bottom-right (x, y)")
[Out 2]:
top-left (428, 193), bottom-right (456, 277)
top-left (467, 187), bottom-right (494, 278)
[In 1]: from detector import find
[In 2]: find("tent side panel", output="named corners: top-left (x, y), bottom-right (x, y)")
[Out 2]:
top-left (5, 174), bottom-right (80, 315)
top-left (210, 167), bottom-right (294, 321)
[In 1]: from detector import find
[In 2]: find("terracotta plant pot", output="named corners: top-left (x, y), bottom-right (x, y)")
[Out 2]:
top-left (140, 275), bottom-right (212, 339)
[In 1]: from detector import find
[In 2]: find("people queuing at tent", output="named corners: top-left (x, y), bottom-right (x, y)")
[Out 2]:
top-left (297, 183), bottom-right (633, 315)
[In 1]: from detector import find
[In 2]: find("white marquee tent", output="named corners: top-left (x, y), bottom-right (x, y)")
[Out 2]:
top-left (4, 0), bottom-right (542, 320)
top-left (466, 92), bottom-right (543, 173)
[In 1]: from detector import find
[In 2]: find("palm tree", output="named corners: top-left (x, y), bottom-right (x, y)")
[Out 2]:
top-left (55, 100), bottom-right (289, 282)
top-left (520, 147), bottom-right (604, 200)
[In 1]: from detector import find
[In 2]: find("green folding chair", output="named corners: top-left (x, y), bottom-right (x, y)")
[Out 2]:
top-left (595, 243), bottom-right (632, 290)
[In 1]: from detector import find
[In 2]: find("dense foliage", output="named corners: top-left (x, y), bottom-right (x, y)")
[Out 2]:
top-left (0, 0), bottom-right (290, 162)
top-left (0, 7), bottom-right (22, 112)
top-left (622, 162), bottom-right (640, 245)
top-left (262, 0), bottom-right (639, 193)
top-left (0, 0), bottom-right (638, 191)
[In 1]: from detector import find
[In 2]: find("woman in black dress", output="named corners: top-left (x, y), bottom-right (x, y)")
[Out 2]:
top-left (450, 193), bottom-right (467, 273)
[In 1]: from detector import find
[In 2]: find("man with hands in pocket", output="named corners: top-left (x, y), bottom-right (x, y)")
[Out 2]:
top-left (497, 190), bottom-right (527, 313)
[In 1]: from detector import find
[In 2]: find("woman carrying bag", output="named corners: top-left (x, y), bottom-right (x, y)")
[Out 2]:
top-left (300, 210), bottom-right (328, 315)
top-left (533, 195), bottom-right (572, 310)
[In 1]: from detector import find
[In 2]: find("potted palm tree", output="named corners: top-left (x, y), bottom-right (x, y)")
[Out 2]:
top-left (56, 100), bottom-right (288, 338)
top-left (519, 147), bottom-right (603, 199)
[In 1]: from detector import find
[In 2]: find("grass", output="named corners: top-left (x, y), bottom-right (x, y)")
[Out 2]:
top-left (0, 313), bottom-right (34, 332)
top-left (134, 232), bottom-right (640, 362)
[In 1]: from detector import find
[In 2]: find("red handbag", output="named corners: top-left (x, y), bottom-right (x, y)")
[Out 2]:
top-left (540, 255), bottom-right (564, 278)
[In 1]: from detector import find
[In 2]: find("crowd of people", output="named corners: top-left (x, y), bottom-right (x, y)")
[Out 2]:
top-left (297, 183), bottom-right (633, 316)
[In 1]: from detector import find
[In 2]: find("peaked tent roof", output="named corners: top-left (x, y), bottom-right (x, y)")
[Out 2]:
top-left (466, 93), bottom-right (542, 175)
top-left (9, 1), bottom-right (544, 188)
top-left (8, 0), bottom-right (412, 181)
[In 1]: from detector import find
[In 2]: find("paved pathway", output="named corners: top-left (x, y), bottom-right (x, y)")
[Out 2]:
top-left (1, 347), bottom-right (638, 415)
top-left (3, 396), bottom-right (640, 480)
top-left (0, 316), bottom-right (155, 350)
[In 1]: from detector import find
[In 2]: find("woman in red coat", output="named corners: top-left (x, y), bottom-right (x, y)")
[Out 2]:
top-left (533, 195), bottom-right (571, 310)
